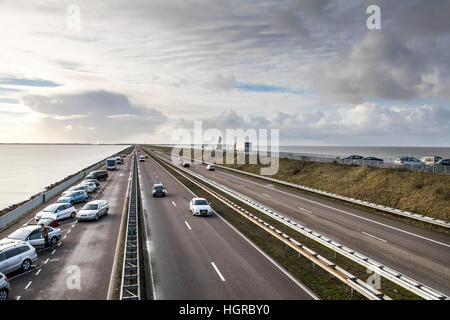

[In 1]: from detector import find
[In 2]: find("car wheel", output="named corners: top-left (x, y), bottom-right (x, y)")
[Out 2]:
top-left (71, 211), bottom-right (75, 218)
top-left (105, 209), bottom-right (108, 215)
top-left (70, 200), bottom-right (74, 206)
top-left (95, 214), bottom-right (99, 221)
top-left (84, 197), bottom-right (88, 203)
top-left (88, 192), bottom-right (92, 197)
top-left (0, 288), bottom-right (8, 301)
top-left (22, 259), bottom-right (31, 271)
top-left (50, 237), bottom-right (58, 245)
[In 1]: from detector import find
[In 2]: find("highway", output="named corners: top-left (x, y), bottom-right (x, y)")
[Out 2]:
top-left (1, 156), bottom-right (131, 300)
top-left (149, 148), bottom-right (450, 296)
top-left (137, 151), bottom-right (317, 300)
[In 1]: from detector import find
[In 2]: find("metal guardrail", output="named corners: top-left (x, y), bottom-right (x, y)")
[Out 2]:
top-left (152, 151), bottom-right (449, 300)
top-left (120, 153), bottom-right (140, 300)
top-left (150, 153), bottom-right (390, 300)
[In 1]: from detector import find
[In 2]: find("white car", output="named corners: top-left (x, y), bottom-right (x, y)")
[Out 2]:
top-left (35, 203), bottom-right (76, 222)
top-left (0, 241), bottom-right (38, 274)
top-left (189, 198), bottom-right (213, 216)
top-left (0, 273), bottom-right (10, 300)
top-left (79, 181), bottom-right (97, 193)
top-left (206, 164), bottom-right (215, 171)
top-left (139, 155), bottom-right (145, 162)
top-left (3, 225), bottom-right (61, 248)
top-left (76, 200), bottom-right (109, 221)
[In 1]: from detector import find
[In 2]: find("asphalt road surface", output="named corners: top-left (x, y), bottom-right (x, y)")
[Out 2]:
top-left (138, 151), bottom-right (317, 300)
top-left (150, 148), bottom-right (450, 296)
top-left (1, 157), bottom-right (132, 300)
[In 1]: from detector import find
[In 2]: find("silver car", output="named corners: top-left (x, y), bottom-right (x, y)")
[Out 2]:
top-left (0, 240), bottom-right (38, 274)
top-left (2, 225), bottom-right (61, 248)
top-left (0, 272), bottom-right (10, 300)
top-left (76, 200), bottom-right (109, 221)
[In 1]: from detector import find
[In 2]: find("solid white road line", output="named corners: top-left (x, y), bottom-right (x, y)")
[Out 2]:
top-left (217, 170), bottom-right (450, 248)
top-left (298, 206), bottom-right (312, 213)
top-left (185, 221), bottom-right (192, 230)
top-left (362, 232), bottom-right (388, 243)
top-left (24, 281), bottom-right (32, 290)
top-left (211, 262), bottom-right (226, 282)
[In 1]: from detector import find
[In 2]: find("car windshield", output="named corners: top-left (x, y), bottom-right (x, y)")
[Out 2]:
top-left (8, 229), bottom-right (30, 240)
top-left (43, 204), bottom-right (59, 212)
top-left (83, 204), bottom-right (98, 210)
top-left (194, 200), bottom-right (208, 205)
top-left (153, 185), bottom-right (163, 190)
top-left (64, 191), bottom-right (77, 196)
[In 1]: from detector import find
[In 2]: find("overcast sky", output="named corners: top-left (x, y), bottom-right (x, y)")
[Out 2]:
top-left (0, 0), bottom-right (449, 146)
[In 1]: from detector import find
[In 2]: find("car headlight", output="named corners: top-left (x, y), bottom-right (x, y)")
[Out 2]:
top-left (195, 209), bottom-right (199, 213)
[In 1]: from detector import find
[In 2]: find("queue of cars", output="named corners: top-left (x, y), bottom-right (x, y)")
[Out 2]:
top-left (344, 154), bottom-right (450, 168)
top-left (0, 166), bottom-right (115, 299)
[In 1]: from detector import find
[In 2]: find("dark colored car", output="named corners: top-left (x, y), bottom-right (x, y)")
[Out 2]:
top-left (84, 178), bottom-right (100, 187)
top-left (345, 155), bottom-right (364, 160)
top-left (183, 162), bottom-right (190, 167)
top-left (363, 157), bottom-right (384, 162)
top-left (435, 159), bottom-right (450, 166)
top-left (86, 170), bottom-right (108, 181)
top-left (152, 184), bottom-right (167, 197)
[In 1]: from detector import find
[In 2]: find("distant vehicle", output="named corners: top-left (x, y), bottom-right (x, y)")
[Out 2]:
top-left (122, 154), bottom-right (127, 158)
top-left (115, 156), bottom-right (122, 164)
top-left (152, 184), bottom-right (167, 197)
top-left (434, 159), bottom-right (450, 166)
top-left (421, 156), bottom-right (442, 166)
top-left (206, 164), bottom-right (215, 171)
top-left (86, 170), bottom-right (108, 181)
top-left (139, 155), bottom-right (145, 162)
top-left (189, 198), bottom-right (212, 216)
top-left (345, 155), bottom-right (364, 160)
top-left (80, 181), bottom-right (98, 193)
top-left (84, 178), bottom-right (100, 187)
top-left (106, 158), bottom-right (117, 170)
top-left (66, 185), bottom-right (92, 197)
top-left (57, 190), bottom-right (88, 206)
top-left (76, 200), bottom-right (109, 221)
top-left (3, 225), bottom-right (61, 248)
top-left (363, 157), bottom-right (384, 162)
top-left (183, 162), bottom-right (190, 167)
top-left (0, 273), bottom-right (10, 300)
top-left (394, 156), bottom-right (425, 166)
top-left (35, 203), bottom-right (76, 221)
top-left (0, 240), bottom-right (37, 274)
top-left (36, 214), bottom-right (60, 228)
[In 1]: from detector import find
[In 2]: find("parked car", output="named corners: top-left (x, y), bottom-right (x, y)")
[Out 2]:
top-left (66, 185), bottom-right (92, 197)
top-left (363, 157), bottom-right (384, 162)
top-left (0, 240), bottom-right (37, 274)
top-left (206, 164), bottom-right (215, 171)
top-left (434, 159), bottom-right (450, 166)
top-left (152, 184), bottom-right (167, 197)
top-left (80, 181), bottom-right (98, 193)
top-left (394, 156), bottom-right (425, 165)
top-left (86, 170), bottom-right (108, 181)
top-left (139, 155), bottom-right (145, 162)
top-left (3, 225), bottom-right (61, 248)
top-left (76, 200), bottom-right (109, 221)
top-left (345, 155), bottom-right (364, 160)
top-left (35, 203), bottom-right (76, 221)
top-left (0, 273), bottom-right (10, 300)
top-left (189, 198), bottom-right (212, 216)
top-left (83, 178), bottom-right (100, 187)
top-left (115, 156), bottom-right (122, 165)
top-left (36, 214), bottom-right (60, 228)
top-left (106, 158), bottom-right (117, 170)
top-left (57, 190), bottom-right (88, 206)
top-left (421, 156), bottom-right (442, 165)
top-left (183, 161), bottom-right (190, 167)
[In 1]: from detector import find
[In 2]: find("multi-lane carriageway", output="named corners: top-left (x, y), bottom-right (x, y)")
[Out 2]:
top-left (147, 147), bottom-right (450, 297)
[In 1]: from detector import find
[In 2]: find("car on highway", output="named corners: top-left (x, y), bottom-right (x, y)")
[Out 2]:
top-left (189, 198), bottom-right (213, 216)
top-left (0, 240), bottom-right (37, 274)
top-left (152, 184), bottom-right (167, 197)
top-left (76, 200), bottom-right (109, 221)
top-left (183, 161), bottom-right (190, 167)
top-left (106, 157), bottom-right (117, 170)
top-left (80, 181), bottom-right (98, 193)
top-left (139, 155), bottom-right (145, 162)
top-left (421, 156), bottom-right (442, 165)
top-left (66, 185), bottom-right (92, 197)
top-left (3, 225), bottom-right (61, 248)
top-left (0, 273), bottom-right (10, 300)
top-left (86, 170), bottom-right (108, 181)
top-left (57, 190), bottom-right (88, 206)
top-left (35, 203), bottom-right (76, 222)
top-left (115, 156), bottom-right (122, 164)
top-left (362, 156), bottom-right (384, 162)
top-left (36, 214), bottom-right (61, 228)
top-left (345, 155), bottom-right (364, 160)
top-left (394, 156), bottom-right (425, 166)
top-left (206, 164), bottom-right (215, 171)
top-left (84, 178), bottom-right (100, 187)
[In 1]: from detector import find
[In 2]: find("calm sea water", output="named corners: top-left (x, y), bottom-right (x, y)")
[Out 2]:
top-left (0, 144), bottom-right (130, 211)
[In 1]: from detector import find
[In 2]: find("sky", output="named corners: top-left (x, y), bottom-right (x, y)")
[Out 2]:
top-left (0, 0), bottom-right (449, 146)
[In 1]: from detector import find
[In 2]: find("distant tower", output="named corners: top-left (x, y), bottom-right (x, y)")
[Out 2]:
top-left (216, 136), bottom-right (222, 151)
top-left (244, 136), bottom-right (251, 153)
